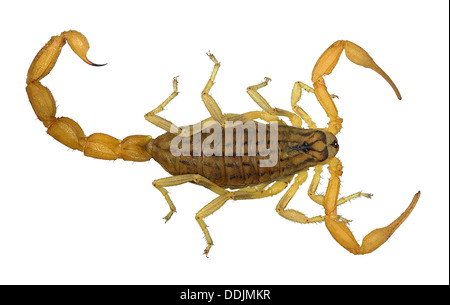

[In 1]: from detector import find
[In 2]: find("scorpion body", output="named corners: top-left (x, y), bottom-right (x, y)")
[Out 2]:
top-left (26, 30), bottom-right (420, 256)
top-left (152, 125), bottom-right (338, 189)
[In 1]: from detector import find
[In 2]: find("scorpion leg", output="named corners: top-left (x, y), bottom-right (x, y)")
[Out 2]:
top-left (307, 164), bottom-right (372, 207)
top-left (246, 77), bottom-right (302, 127)
top-left (154, 173), bottom-right (290, 256)
top-left (196, 194), bottom-right (231, 257)
top-left (290, 81), bottom-right (338, 129)
top-left (323, 158), bottom-right (420, 254)
top-left (152, 174), bottom-right (227, 222)
top-left (197, 179), bottom-right (291, 257)
top-left (312, 40), bottom-right (402, 134)
top-left (225, 111), bottom-right (284, 125)
top-left (275, 171), bottom-right (349, 224)
top-left (144, 76), bottom-right (182, 134)
top-left (246, 77), bottom-right (274, 113)
top-left (232, 179), bottom-right (291, 201)
top-left (201, 52), bottom-right (225, 124)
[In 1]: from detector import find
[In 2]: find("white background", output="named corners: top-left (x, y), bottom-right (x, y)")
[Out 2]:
top-left (0, 0), bottom-right (448, 285)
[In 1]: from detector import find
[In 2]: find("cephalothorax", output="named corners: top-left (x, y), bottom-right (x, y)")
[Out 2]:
top-left (26, 30), bottom-right (420, 256)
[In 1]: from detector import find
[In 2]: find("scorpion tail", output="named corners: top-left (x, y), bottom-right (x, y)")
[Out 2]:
top-left (26, 30), bottom-right (153, 162)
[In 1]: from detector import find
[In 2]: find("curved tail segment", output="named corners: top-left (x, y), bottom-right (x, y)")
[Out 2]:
top-left (26, 30), bottom-right (153, 162)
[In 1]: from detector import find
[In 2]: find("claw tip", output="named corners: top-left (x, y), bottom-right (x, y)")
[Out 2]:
top-left (91, 62), bottom-right (107, 67)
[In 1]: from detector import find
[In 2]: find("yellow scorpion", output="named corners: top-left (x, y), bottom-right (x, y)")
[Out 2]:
top-left (26, 30), bottom-right (420, 256)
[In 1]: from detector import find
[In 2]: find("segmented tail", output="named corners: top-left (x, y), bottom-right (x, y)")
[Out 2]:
top-left (26, 30), bottom-right (153, 161)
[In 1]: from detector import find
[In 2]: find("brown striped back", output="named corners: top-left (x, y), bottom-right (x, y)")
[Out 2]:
top-left (152, 124), bottom-right (331, 189)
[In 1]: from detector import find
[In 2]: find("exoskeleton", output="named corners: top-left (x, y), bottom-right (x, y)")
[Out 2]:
top-left (26, 30), bottom-right (420, 256)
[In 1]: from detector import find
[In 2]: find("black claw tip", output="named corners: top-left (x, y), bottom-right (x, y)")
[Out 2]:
top-left (91, 62), bottom-right (107, 67)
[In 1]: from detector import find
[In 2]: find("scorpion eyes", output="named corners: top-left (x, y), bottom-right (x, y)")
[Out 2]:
top-left (331, 140), bottom-right (339, 149)
top-left (300, 142), bottom-right (311, 153)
